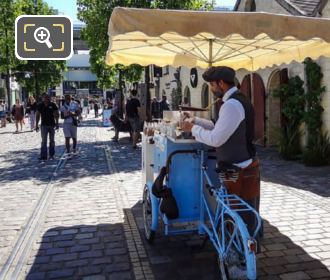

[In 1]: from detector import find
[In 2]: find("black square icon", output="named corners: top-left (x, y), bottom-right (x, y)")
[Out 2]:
top-left (15, 15), bottom-right (73, 60)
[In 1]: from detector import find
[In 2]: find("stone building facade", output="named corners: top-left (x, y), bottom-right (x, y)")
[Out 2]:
top-left (151, 0), bottom-right (330, 147)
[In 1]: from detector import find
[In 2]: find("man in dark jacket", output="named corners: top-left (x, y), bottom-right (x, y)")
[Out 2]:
top-left (36, 93), bottom-right (59, 160)
top-left (125, 90), bottom-right (141, 149)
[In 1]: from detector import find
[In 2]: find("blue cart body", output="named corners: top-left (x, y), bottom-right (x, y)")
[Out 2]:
top-left (149, 133), bottom-right (218, 235)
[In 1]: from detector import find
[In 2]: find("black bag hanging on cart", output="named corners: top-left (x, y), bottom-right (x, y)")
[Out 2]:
top-left (160, 188), bottom-right (179, 220)
top-left (152, 167), bottom-right (179, 219)
top-left (152, 167), bottom-right (167, 198)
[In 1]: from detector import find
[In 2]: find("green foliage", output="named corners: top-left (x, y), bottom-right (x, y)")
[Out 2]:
top-left (13, 0), bottom-right (66, 97)
top-left (302, 59), bottom-right (328, 166)
top-left (275, 125), bottom-right (302, 160)
top-left (170, 67), bottom-right (182, 110)
top-left (151, 0), bottom-right (214, 9)
top-left (77, 0), bottom-right (214, 89)
top-left (273, 76), bottom-right (305, 159)
top-left (0, 88), bottom-right (5, 99)
top-left (303, 58), bottom-right (326, 146)
top-left (77, 0), bottom-right (147, 89)
top-left (0, 0), bottom-right (16, 73)
top-left (302, 133), bottom-right (330, 166)
top-left (0, 0), bottom-right (66, 98)
top-left (273, 76), bottom-right (305, 129)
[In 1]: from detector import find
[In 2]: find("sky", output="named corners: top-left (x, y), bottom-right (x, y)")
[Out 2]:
top-left (44, 0), bottom-right (237, 23)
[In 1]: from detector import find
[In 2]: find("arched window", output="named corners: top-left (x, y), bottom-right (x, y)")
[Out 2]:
top-left (245, 0), bottom-right (256, 12)
top-left (201, 83), bottom-right (209, 109)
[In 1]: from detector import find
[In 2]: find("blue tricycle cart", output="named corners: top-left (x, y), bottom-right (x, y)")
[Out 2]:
top-left (142, 132), bottom-right (261, 280)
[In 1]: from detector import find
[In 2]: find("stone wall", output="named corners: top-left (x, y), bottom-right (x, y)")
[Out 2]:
top-left (321, 1), bottom-right (330, 18)
top-left (236, 0), bottom-right (289, 14)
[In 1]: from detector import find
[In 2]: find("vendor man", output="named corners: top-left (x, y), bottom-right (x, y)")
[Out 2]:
top-left (180, 66), bottom-right (260, 237)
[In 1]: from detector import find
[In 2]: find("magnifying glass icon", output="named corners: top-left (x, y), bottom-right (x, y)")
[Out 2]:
top-left (34, 27), bottom-right (53, 48)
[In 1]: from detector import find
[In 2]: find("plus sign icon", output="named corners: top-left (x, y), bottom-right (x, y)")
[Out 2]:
top-left (15, 15), bottom-right (72, 60)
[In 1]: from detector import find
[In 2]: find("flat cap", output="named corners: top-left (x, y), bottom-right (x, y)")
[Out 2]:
top-left (202, 66), bottom-right (236, 83)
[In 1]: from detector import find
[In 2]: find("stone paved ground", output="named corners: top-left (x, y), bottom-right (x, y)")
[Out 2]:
top-left (0, 115), bottom-right (330, 279)
top-left (0, 121), bottom-right (64, 270)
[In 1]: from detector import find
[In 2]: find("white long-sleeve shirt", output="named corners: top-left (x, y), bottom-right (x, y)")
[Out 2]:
top-left (192, 87), bottom-right (252, 168)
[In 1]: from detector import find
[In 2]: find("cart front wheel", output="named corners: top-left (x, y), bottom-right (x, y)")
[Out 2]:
top-left (142, 185), bottom-right (156, 243)
top-left (218, 215), bottom-right (257, 280)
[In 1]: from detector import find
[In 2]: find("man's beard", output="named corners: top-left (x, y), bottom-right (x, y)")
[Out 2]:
top-left (214, 90), bottom-right (224, 98)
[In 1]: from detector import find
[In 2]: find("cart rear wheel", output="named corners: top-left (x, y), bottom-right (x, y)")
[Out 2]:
top-left (142, 185), bottom-right (155, 243)
top-left (217, 215), bottom-right (256, 280)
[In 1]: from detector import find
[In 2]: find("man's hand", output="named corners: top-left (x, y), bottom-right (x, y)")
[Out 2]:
top-left (35, 126), bottom-right (39, 132)
top-left (182, 112), bottom-right (195, 123)
top-left (180, 121), bottom-right (194, 132)
top-left (55, 124), bottom-right (59, 131)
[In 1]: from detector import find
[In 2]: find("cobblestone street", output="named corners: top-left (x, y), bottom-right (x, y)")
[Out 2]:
top-left (0, 117), bottom-right (330, 279)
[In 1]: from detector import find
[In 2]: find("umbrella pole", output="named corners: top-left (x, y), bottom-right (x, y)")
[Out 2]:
top-left (208, 39), bottom-right (214, 119)
top-left (208, 39), bottom-right (213, 68)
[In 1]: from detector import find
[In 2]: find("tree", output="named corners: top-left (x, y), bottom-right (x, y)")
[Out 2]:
top-left (273, 76), bottom-right (305, 160)
top-left (0, 0), bottom-right (16, 107)
top-left (13, 0), bottom-right (66, 98)
top-left (77, 0), bottom-right (214, 89)
top-left (77, 0), bottom-right (149, 90)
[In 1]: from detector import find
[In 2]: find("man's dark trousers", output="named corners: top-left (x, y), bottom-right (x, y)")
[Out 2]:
top-left (40, 125), bottom-right (55, 159)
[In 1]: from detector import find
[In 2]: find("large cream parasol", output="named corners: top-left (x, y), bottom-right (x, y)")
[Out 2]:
top-left (106, 7), bottom-right (330, 70)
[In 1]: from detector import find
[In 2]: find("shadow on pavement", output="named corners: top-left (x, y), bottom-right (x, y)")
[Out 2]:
top-left (0, 130), bottom-right (34, 135)
top-left (257, 147), bottom-right (330, 198)
top-left (26, 205), bottom-right (330, 279)
top-left (131, 201), bottom-right (330, 280)
top-left (0, 141), bottom-right (109, 184)
top-left (25, 223), bottom-right (134, 280)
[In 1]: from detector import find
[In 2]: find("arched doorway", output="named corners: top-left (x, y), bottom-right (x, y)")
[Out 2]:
top-left (201, 83), bottom-right (209, 109)
top-left (240, 75), bottom-right (251, 100)
top-left (245, 0), bottom-right (256, 11)
top-left (240, 73), bottom-right (266, 146)
top-left (183, 86), bottom-right (191, 106)
top-left (253, 73), bottom-right (266, 146)
top-left (266, 68), bottom-right (289, 146)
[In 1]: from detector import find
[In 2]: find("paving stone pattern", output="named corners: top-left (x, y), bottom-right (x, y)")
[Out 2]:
top-left (22, 121), bottom-right (136, 280)
top-left (0, 123), bottom-right (64, 269)
top-left (1, 116), bottom-right (330, 279)
top-left (109, 135), bottom-right (330, 280)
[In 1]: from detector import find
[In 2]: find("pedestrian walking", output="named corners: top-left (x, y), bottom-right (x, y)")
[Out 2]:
top-left (125, 89), bottom-right (141, 149)
top-left (0, 99), bottom-right (6, 128)
top-left (94, 101), bottom-right (99, 118)
top-left (60, 94), bottom-right (81, 155)
top-left (111, 92), bottom-right (123, 142)
top-left (12, 99), bottom-right (24, 133)
top-left (151, 97), bottom-right (161, 119)
top-left (36, 93), bottom-right (59, 161)
top-left (82, 98), bottom-right (89, 118)
top-left (160, 95), bottom-right (170, 118)
top-left (26, 96), bottom-right (37, 131)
